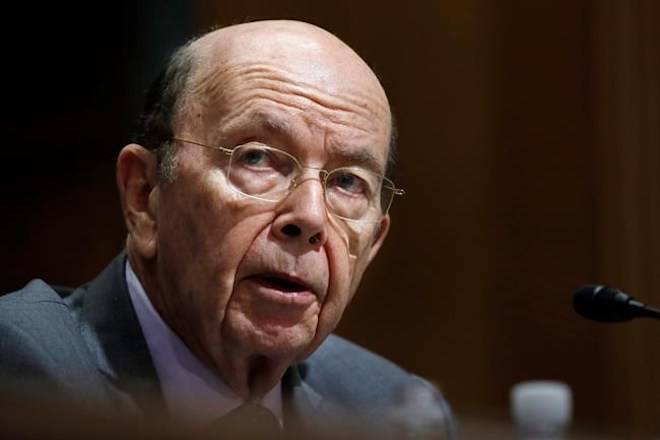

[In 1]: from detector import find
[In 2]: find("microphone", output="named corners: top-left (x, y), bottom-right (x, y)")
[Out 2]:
top-left (573, 285), bottom-right (660, 322)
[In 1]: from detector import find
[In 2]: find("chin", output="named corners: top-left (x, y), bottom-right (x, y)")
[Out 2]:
top-left (226, 313), bottom-right (318, 360)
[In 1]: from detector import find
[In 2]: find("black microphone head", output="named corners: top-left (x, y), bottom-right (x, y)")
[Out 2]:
top-left (573, 285), bottom-right (637, 322)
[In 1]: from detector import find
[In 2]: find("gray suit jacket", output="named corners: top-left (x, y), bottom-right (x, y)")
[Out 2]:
top-left (0, 253), bottom-right (454, 437)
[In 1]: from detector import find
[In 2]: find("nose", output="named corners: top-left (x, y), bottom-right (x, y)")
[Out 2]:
top-left (271, 177), bottom-right (328, 249)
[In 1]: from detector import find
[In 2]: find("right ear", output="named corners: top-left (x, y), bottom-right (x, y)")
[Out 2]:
top-left (116, 144), bottom-right (159, 259)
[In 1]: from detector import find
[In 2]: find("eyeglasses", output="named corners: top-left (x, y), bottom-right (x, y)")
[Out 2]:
top-left (170, 138), bottom-right (404, 223)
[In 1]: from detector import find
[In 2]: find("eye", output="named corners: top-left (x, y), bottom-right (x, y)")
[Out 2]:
top-left (237, 148), bottom-right (270, 167)
top-left (328, 171), bottom-right (369, 196)
top-left (231, 144), bottom-right (297, 178)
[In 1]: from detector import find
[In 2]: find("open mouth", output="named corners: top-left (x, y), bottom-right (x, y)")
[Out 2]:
top-left (254, 275), bottom-right (309, 293)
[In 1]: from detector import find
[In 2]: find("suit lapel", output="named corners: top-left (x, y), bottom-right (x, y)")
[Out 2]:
top-left (282, 362), bottom-right (353, 435)
top-left (73, 252), bottom-right (164, 414)
top-left (282, 364), bottom-right (321, 411)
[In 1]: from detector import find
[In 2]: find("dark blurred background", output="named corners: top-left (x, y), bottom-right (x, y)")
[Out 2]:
top-left (1, 0), bottom-right (658, 436)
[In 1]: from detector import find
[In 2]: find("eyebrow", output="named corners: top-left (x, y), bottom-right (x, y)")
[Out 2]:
top-left (328, 147), bottom-right (383, 174)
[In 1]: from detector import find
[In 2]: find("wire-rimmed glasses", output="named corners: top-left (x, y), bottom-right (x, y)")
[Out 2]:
top-left (170, 138), bottom-right (405, 223)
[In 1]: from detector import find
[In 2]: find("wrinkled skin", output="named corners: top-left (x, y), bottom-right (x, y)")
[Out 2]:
top-left (117, 20), bottom-right (392, 399)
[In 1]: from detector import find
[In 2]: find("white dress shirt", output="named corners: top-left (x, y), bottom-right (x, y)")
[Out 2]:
top-left (125, 261), bottom-right (282, 425)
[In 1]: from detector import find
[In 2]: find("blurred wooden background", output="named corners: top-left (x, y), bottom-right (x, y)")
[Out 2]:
top-left (1, 0), bottom-right (658, 436)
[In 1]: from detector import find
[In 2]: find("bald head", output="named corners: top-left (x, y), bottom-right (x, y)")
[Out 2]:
top-left (189, 21), bottom-right (388, 108)
top-left (135, 20), bottom-right (396, 181)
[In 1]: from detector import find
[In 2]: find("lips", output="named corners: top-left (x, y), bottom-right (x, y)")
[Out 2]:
top-left (244, 271), bottom-right (319, 307)
top-left (255, 274), bottom-right (310, 293)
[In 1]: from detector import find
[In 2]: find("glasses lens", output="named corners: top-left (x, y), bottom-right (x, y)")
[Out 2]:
top-left (228, 144), bottom-right (297, 200)
top-left (325, 168), bottom-right (391, 221)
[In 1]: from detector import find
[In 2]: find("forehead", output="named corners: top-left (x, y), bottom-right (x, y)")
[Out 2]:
top-left (182, 25), bottom-right (391, 168)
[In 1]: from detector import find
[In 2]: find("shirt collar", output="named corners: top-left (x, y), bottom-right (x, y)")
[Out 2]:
top-left (125, 260), bottom-right (282, 424)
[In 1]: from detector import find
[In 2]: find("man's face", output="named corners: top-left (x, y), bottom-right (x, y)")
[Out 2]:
top-left (150, 25), bottom-right (392, 372)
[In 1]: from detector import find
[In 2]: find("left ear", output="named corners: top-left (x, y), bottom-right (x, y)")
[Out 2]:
top-left (367, 214), bottom-right (391, 263)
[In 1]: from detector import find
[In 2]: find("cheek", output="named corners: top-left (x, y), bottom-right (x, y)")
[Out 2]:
top-left (324, 222), bottom-right (379, 312)
top-left (303, 226), bottom-right (359, 349)
top-left (161, 167), bottom-right (272, 265)
top-left (155, 171), bottom-right (276, 333)
top-left (336, 220), bottom-right (378, 292)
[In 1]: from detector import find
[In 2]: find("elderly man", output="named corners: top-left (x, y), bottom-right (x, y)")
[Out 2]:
top-left (0, 20), bottom-right (453, 437)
